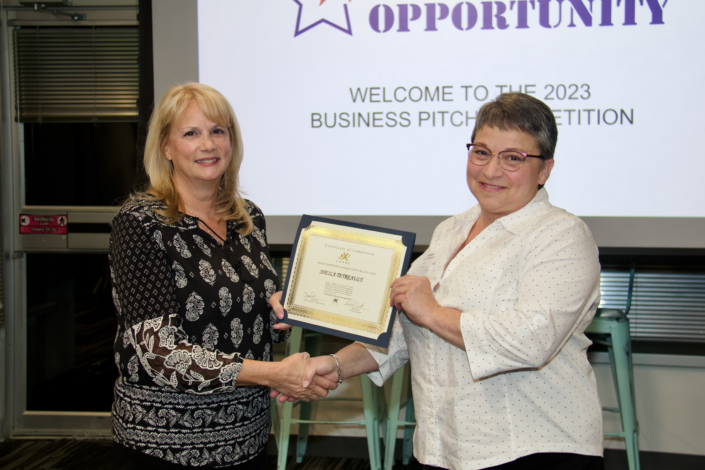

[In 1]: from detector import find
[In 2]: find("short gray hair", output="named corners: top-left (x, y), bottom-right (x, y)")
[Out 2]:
top-left (471, 93), bottom-right (558, 161)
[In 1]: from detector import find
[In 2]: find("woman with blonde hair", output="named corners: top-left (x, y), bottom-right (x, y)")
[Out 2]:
top-left (110, 83), bottom-right (334, 469)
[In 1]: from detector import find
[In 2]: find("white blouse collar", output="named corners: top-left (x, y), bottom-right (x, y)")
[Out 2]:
top-left (449, 188), bottom-right (552, 235)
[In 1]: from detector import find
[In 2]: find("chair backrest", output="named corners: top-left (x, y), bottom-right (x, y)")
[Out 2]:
top-left (625, 263), bottom-right (636, 316)
top-left (597, 263), bottom-right (635, 321)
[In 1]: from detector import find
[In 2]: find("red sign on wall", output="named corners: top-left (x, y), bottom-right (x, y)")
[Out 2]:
top-left (19, 214), bottom-right (68, 234)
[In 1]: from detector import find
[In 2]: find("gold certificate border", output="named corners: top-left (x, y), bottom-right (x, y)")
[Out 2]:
top-left (286, 225), bottom-right (405, 336)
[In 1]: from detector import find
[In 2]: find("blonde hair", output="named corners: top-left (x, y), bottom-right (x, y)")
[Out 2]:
top-left (135, 82), bottom-right (252, 235)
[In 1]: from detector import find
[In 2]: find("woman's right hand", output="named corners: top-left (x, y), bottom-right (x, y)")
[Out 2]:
top-left (270, 354), bottom-right (340, 403)
top-left (269, 291), bottom-right (285, 320)
top-left (269, 291), bottom-right (292, 331)
top-left (269, 352), bottom-right (338, 402)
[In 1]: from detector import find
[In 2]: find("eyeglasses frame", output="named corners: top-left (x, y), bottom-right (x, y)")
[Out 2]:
top-left (466, 143), bottom-right (547, 172)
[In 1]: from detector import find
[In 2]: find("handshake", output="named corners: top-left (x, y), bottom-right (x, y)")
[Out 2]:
top-left (267, 352), bottom-right (342, 403)
top-left (266, 273), bottom-right (414, 401)
top-left (265, 271), bottom-right (430, 401)
top-left (267, 291), bottom-right (343, 403)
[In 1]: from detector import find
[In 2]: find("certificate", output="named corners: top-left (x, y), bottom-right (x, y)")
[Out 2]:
top-left (281, 216), bottom-right (415, 347)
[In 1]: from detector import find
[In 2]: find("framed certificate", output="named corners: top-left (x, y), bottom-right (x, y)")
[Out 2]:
top-left (281, 216), bottom-right (416, 347)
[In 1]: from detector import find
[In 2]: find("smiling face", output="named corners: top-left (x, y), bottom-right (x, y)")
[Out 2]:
top-left (467, 125), bottom-right (554, 224)
top-left (163, 100), bottom-right (232, 192)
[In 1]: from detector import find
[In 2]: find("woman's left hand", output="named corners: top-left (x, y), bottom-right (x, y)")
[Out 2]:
top-left (390, 275), bottom-right (441, 327)
top-left (270, 291), bottom-right (292, 331)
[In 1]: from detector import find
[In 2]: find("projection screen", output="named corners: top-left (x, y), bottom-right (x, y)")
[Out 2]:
top-left (154, 0), bottom-right (705, 248)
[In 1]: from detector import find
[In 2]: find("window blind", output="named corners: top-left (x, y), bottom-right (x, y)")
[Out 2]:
top-left (600, 270), bottom-right (705, 342)
top-left (13, 27), bottom-right (139, 122)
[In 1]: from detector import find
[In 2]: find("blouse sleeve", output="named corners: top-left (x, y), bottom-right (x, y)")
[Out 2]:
top-left (460, 216), bottom-right (601, 381)
top-left (247, 201), bottom-right (290, 344)
top-left (361, 316), bottom-right (409, 386)
top-left (110, 207), bottom-right (245, 394)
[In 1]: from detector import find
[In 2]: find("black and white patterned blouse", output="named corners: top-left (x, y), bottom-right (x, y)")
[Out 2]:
top-left (109, 198), bottom-right (285, 467)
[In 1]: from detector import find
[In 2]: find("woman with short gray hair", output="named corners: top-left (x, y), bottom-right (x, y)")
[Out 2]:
top-left (272, 93), bottom-right (604, 470)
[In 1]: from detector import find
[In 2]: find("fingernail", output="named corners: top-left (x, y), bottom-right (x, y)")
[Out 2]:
top-left (303, 381), bottom-right (310, 388)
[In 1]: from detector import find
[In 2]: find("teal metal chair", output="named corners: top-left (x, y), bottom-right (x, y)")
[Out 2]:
top-left (270, 326), bottom-right (387, 470)
top-left (587, 266), bottom-right (640, 470)
top-left (586, 308), bottom-right (640, 470)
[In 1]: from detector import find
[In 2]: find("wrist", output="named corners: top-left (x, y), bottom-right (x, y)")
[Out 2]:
top-left (329, 354), bottom-right (343, 383)
top-left (268, 360), bottom-right (284, 388)
top-left (424, 305), bottom-right (444, 331)
top-left (242, 359), bottom-right (277, 388)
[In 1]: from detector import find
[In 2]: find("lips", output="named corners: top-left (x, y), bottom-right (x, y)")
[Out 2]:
top-left (480, 182), bottom-right (505, 191)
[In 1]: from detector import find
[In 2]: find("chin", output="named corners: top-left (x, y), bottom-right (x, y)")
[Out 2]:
top-left (200, 169), bottom-right (227, 180)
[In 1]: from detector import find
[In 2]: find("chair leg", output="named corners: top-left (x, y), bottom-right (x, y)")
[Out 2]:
top-left (270, 397), bottom-right (281, 449)
top-left (375, 380), bottom-right (387, 469)
top-left (361, 374), bottom-right (383, 470)
top-left (606, 338), bottom-right (622, 416)
top-left (296, 401), bottom-right (312, 463)
top-left (285, 327), bottom-right (304, 357)
top-left (377, 384), bottom-right (388, 455)
top-left (611, 322), bottom-right (640, 470)
top-left (384, 367), bottom-right (405, 470)
top-left (276, 400), bottom-right (294, 470)
top-left (295, 333), bottom-right (323, 462)
top-left (402, 371), bottom-right (415, 466)
top-left (275, 327), bottom-right (303, 470)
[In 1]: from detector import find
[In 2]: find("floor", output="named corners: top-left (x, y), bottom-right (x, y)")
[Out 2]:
top-left (0, 437), bottom-right (392, 470)
top-left (1, 437), bottom-right (704, 470)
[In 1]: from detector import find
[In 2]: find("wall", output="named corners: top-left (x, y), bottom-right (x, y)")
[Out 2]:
top-left (152, 0), bottom-right (199, 102)
top-left (594, 354), bottom-right (705, 456)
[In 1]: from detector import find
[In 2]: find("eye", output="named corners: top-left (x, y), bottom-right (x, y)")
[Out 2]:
top-left (183, 130), bottom-right (197, 137)
top-left (212, 128), bottom-right (226, 135)
top-left (503, 152), bottom-right (524, 163)
top-left (472, 147), bottom-right (490, 158)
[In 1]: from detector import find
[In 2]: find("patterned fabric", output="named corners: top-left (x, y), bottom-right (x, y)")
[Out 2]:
top-left (110, 198), bottom-right (284, 467)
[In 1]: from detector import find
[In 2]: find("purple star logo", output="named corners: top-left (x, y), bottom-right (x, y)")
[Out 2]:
top-left (293, 0), bottom-right (353, 37)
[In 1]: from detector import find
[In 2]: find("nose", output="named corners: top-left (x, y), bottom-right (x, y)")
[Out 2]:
top-left (481, 154), bottom-right (504, 179)
top-left (200, 134), bottom-right (217, 151)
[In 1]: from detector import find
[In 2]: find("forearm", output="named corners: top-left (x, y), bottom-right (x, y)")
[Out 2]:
top-left (389, 275), bottom-right (465, 350)
top-left (334, 342), bottom-right (380, 380)
top-left (246, 353), bottom-right (336, 401)
top-left (422, 306), bottom-right (465, 349)
top-left (236, 359), bottom-right (279, 387)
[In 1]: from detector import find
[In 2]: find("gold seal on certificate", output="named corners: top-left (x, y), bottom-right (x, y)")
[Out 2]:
top-left (281, 216), bottom-right (415, 347)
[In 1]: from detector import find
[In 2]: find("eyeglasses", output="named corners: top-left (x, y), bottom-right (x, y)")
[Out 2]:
top-left (466, 143), bottom-right (546, 172)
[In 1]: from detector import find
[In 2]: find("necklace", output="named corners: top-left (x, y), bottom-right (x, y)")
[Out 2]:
top-left (197, 217), bottom-right (255, 283)
top-left (182, 202), bottom-right (226, 243)
top-left (198, 218), bottom-right (227, 246)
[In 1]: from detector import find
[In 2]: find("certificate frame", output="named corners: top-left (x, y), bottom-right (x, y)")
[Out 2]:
top-left (281, 215), bottom-right (416, 347)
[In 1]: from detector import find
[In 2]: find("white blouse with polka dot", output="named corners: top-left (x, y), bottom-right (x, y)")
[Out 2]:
top-left (365, 189), bottom-right (603, 470)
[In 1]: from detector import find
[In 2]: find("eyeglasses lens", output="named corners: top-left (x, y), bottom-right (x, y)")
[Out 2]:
top-left (468, 145), bottom-right (524, 172)
top-left (498, 152), bottom-right (525, 170)
top-left (468, 145), bottom-right (490, 163)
